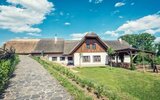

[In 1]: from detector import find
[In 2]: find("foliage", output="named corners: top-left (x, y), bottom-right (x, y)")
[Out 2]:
top-left (95, 85), bottom-right (105, 98)
top-left (155, 56), bottom-right (160, 65)
top-left (0, 55), bottom-right (19, 93)
top-left (130, 64), bottom-right (136, 70)
top-left (119, 33), bottom-right (156, 52)
top-left (155, 42), bottom-right (160, 56)
top-left (75, 67), bottom-right (160, 100)
top-left (107, 47), bottom-right (115, 67)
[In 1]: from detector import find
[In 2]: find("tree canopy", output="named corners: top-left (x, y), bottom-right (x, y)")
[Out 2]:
top-left (119, 33), bottom-right (156, 52)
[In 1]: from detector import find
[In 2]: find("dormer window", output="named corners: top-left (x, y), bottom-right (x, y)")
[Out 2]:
top-left (92, 40), bottom-right (96, 49)
top-left (92, 43), bottom-right (96, 49)
top-left (86, 40), bottom-right (90, 49)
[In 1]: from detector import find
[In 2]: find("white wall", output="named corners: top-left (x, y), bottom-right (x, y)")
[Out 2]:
top-left (48, 54), bottom-right (68, 65)
top-left (124, 55), bottom-right (130, 63)
top-left (74, 52), bottom-right (108, 66)
top-left (112, 55), bottom-right (130, 63)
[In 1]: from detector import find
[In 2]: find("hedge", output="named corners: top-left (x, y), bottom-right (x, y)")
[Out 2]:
top-left (0, 55), bottom-right (19, 93)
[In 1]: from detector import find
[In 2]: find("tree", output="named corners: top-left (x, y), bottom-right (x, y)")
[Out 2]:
top-left (107, 47), bottom-right (115, 67)
top-left (119, 33), bottom-right (156, 52)
top-left (138, 51), bottom-right (147, 72)
top-left (155, 42), bottom-right (160, 56)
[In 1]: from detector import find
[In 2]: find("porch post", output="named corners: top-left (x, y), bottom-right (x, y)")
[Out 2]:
top-left (116, 53), bottom-right (118, 67)
top-left (129, 50), bottom-right (132, 68)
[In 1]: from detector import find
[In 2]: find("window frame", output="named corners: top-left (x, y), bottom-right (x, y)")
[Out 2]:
top-left (82, 56), bottom-right (90, 62)
top-left (52, 57), bottom-right (57, 61)
top-left (92, 43), bottom-right (96, 49)
top-left (86, 40), bottom-right (90, 49)
top-left (93, 55), bottom-right (101, 62)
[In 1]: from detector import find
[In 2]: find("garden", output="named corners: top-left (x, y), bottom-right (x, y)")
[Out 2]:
top-left (33, 57), bottom-right (160, 100)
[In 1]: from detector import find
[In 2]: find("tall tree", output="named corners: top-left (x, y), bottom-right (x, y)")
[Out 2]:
top-left (119, 33), bottom-right (156, 52)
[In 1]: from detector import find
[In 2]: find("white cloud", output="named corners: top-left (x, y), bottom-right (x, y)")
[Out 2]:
top-left (64, 22), bottom-right (71, 26)
top-left (105, 31), bottom-right (119, 37)
top-left (70, 32), bottom-right (89, 40)
top-left (117, 14), bottom-right (160, 34)
top-left (89, 0), bottom-right (103, 4)
top-left (115, 2), bottom-right (125, 7)
top-left (131, 2), bottom-right (135, 6)
top-left (119, 16), bottom-right (124, 19)
top-left (27, 33), bottom-right (42, 36)
top-left (105, 12), bottom-right (160, 36)
top-left (0, 0), bottom-right (54, 33)
top-left (155, 37), bottom-right (160, 43)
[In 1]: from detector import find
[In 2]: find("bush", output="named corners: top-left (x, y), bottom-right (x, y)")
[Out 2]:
top-left (155, 57), bottom-right (160, 65)
top-left (0, 55), bottom-right (19, 93)
top-left (130, 64), bottom-right (136, 70)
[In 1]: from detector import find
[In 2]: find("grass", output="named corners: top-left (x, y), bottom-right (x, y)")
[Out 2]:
top-left (33, 57), bottom-right (92, 100)
top-left (74, 66), bottom-right (160, 100)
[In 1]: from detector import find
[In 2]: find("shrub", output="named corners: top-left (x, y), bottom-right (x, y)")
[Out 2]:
top-left (95, 85), bottom-right (105, 98)
top-left (0, 55), bottom-right (19, 93)
top-left (130, 64), bottom-right (136, 70)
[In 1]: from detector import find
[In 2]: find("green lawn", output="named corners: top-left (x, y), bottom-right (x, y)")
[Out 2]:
top-left (74, 66), bottom-right (160, 100)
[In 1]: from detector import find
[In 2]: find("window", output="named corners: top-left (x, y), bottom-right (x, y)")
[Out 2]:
top-left (60, 57), bottom-right (65, 61)
top-left (68, 57), bottom-right (73, 60)
top-left (86, 40), bottom-right (90, 49)
top-left (83, 56), bottom-right (90, 62)
top-left (93, 56), bottom-right (101, 62)
top-left (92, 43), bottom-right (96, 49)
top-left (52, 57), bottom-right (57, 61)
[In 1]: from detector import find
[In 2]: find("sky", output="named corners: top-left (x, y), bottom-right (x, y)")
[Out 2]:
top-left (0, 0), bottom-right (160, 46)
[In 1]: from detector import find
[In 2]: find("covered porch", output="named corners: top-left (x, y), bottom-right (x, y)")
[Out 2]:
top-left (111, 48), bottom-right (155, 69)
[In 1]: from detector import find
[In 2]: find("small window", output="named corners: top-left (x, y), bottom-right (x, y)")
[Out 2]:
top-left (86, 44), bottom-right (90, 49)
top-left (60, 57), bottom-right (65, 61)
top-left (83, 56), bottom-right (90, 62)
top-left (93, 56), bottom-right (101, 62)
top-left (92, 43), bottom-right (96, 49)
top-left (52, 57), bottom-right (57, 61)
top-left (68, 57), bottom-right (73, 60)
top-left (86, 40), bottom-right (90, 49)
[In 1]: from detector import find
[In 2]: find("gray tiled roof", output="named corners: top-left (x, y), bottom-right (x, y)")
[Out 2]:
top-left (34, 39), bottom-right (64, 53)
top-left (103, 40), bottom-right (133, 50)
top-left (63, 40), bottom-right (80, 54)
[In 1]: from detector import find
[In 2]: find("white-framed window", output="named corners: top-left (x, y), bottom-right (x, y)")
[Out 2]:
top-left (60, 57), bottom-right (65, 61)
top-left (82, 56), bottom-right (90, 62)
top-left (52, 57), bottom-right (57, 61)
top-left (93, 55), bottom-right (101, 62)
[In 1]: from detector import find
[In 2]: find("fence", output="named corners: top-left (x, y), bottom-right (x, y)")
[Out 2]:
top-left (0, 46), bottom-right (15, 60)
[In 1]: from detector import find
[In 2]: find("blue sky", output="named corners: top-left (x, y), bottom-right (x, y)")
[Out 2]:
top-left (0, 0), bottom-right (160, 46)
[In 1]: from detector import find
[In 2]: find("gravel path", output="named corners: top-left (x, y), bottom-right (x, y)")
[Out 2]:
top-left (0, 55), bottom-right (73, 100)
